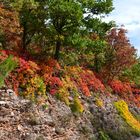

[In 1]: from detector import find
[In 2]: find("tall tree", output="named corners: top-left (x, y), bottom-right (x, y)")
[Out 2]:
top-left (101, 28), bottom-right (137, 82)
top-left (46, 0), bottom-right (114, 60)
top-left (0, 3), bottom-right (21, 51)
top-left (12, 0), bottom-right (48, 53)
top-left (4, 0), bottom-right (114, 61)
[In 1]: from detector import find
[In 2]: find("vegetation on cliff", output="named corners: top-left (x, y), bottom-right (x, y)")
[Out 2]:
top-left (0, 1), bottom-right (140, 139)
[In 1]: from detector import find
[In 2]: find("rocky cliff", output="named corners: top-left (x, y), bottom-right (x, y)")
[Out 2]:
top-left (0, 89), bottom-right (140, 140)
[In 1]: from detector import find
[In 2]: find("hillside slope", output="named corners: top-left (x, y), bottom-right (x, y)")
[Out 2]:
top-left (0, 89), bottom-right (140, 140)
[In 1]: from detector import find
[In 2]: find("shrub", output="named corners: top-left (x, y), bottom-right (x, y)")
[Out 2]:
top-left (0, 54), bottom-right (17, 87)
top-left (70, 97), bottom-right (84, 113)
top-left (114, 100), bottom-right (140, 133)
top-left (4, 56), bottom-right (47, 100)
top-left (64, 66), bottom-right (106, 96)
top-left (95, 98), bottom-right (104, 107)
top-left (98, 130), bottom-right (110, 140)
top-left (109, 80), bottom-right (132, 96)
top-left (109, 80), bottom-right (140, 107)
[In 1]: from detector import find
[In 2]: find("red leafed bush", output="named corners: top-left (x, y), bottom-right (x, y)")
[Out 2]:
top-left (132, 94), bottom-right (140, 107)
top-left (47, 58), bottom-right (61, 69)
top-left (0, 52), bottom-right (47, 100)
top-left (131, 85), bottom-right (140, 94)
top-left (3, 49), bottom-right (140, 108)
top-left (109, 80), bottom-right (132, 96)
top-left (39, 59), bottom-right (62, 95)
top-left (132, 88), bottom-right (140, 94)
top-left (0, 52), bottom-right (64, 99)
top-left (7, 58), bottom-right (40, 92)
top-left (78, 78), bottom-right (91, 96)
top-left (109, 79), bottom-right (140, 107)
top-left (49, 77), bottom-right (63, 95)
top-left (64, 67), bottom-right (106, 96)
top-left (0, 50), bottom-right (9, 61)
top-left (80, 70), bottom-right (106, 93)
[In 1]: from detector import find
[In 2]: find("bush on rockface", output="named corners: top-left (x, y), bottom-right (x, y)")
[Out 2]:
top-left (0, 51), bottom-right (17, 87)
top-left (0, 50), bottom-right (47, 101)
top-left (99, 130), bottom-right (110, 140)
top-left (0, 50), bottom-right (108, 112)
top-left (114, 100), bottom-right (140, 134)
top-left (0, 50), bottom-right (140, 113)
top-left (109, 80), bottom-right (140, 107)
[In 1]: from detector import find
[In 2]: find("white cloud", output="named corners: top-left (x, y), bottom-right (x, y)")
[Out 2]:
top-left (125, 23), bottom-right (140, 32)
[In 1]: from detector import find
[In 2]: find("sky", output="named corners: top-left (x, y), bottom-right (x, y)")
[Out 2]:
top-left (105, 0), bottom-right (140, 56)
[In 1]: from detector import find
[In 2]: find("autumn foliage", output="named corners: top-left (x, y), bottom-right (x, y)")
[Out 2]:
top-left (0, 4), bottom-right (22, 52)
top-left (110, 80), bottom-right (140, 107)
top-left (0, 2), bottom-right (140, 112)
top-left (101, 28), bottom-right (136, 82)
top-left (115, 100), bottom-right (140, 132)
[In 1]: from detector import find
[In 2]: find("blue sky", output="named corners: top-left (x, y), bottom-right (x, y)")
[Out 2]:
top-left (105, 0), bottom-right (140, 55)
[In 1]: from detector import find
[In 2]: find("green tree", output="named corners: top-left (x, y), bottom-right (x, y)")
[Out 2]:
top-left (9, 0), bottom-right (114, 63)
top-left (0, 55), bottom-right (17, 87)
top-left (46, 0), bottom-right (114, 60)
top-left (120, 58), bottom-right (140, 85)
top-left (12, 0), bottom-right (48, 53)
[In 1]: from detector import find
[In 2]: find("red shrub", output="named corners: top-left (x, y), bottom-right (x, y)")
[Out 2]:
top-left (80, 70), bottom-right (106, 93)
top-left (78, 78), bottom-right (91, 96)
top-left (49, 77), bottom-right (63, 95)
top-left (109, 80), bottom-right (140, 107)
top-left (109, 80), bottom-right (132, 96)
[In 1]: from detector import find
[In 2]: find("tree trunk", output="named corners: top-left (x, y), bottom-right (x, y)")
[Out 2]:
top-left (94, 54), bottom-right (99, 73)
top-left (22, 26), bottom-right (27, 53)
top-left (54, 40), bottom-right (61, 60)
